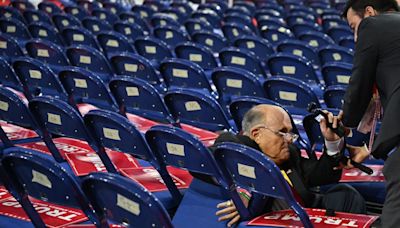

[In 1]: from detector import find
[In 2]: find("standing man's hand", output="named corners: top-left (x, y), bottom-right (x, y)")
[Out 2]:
top-left (320, 110), bottom-right (347, 141)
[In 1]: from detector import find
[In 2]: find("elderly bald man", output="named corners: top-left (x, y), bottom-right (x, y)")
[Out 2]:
top-left (213, 105), bottom-right (367, 227)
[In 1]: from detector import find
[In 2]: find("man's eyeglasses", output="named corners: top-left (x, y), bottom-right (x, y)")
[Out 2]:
top-left (257, 125), bottom-right (299, 143)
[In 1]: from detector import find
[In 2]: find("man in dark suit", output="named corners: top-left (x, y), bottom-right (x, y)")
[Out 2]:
top-left (341, 0), bottom-right (400, 227)
top-left (215, 105), bottom-right (366, 227)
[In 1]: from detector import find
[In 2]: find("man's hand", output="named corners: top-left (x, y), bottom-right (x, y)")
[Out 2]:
top-left (216, 200), bottom-right (240, 227)
top-left (320, 110), bottom-right (346, 141)
top-left (345, 144), bottom-right (371, 168)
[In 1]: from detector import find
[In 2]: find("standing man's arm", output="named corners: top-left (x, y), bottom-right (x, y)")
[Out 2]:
top-left (342, 17), bottom-right (380, 127)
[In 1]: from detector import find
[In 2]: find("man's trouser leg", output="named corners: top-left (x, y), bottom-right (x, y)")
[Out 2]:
top-left (382, 147), bottom-right (400, 228)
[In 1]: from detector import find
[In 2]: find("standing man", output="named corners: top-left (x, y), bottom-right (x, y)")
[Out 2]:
top-left (341, 0), bottom-right (400, 227)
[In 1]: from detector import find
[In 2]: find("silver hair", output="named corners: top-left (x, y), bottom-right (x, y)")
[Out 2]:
top-left (242, 106), bottom-right (266, 135)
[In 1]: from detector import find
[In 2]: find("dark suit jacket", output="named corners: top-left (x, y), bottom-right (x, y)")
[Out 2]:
top-left (342, 12), bottom-right (400, 159)
top-left (207, 132), bottom-right (342, 208)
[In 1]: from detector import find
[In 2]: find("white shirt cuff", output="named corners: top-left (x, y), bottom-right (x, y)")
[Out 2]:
top-left (325, 138), bottom-right (344, 156)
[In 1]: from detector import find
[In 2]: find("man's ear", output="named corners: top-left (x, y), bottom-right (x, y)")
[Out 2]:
top-left (250, 128), bottom-right (261, 143)
top-left (364, 6), bottom-right (378, 16)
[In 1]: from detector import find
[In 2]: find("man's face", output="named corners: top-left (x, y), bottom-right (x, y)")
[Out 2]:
top-left (253, 108), bottom-right (293, 165)
top-left (346, 7), bottom-right (363, 41)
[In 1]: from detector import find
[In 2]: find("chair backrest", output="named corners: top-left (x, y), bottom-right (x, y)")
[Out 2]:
top-left (78, 0), bottom-right (101, 13)
top-left (66, 45), bottom-right (114, 81)
top-left (0, 6), bottom-right (26, 23)
top-left (268, 52), bottom-right (319, 84)
top-left (298, 31), bottom-right (335, 49)
top-left (0, 33), bottom-right (24, 61)
top-left (327, 26), bottom-right (354, 43)
top-left (277, 39), bottom-right (320, 67)
top-left (191, 30), bottom-right (228, 53)
top-left (191, 11), bottom-right (222, 28)
top-left (153, 25), bottom-right (189, 48)
top-left (318, 44), bottom-right (353, 65)
top-left (131, 4), bottom-right (156, 20)
top-left (23, 9), bottom-right (52, 26)
top-left (64, 6), bottom-right (90, 21)
top-left (291, 21), bottom-right (323, 37)
top-left (61, 27), bottom-right (101, 50)
top-left (12, 56), bottom-right (69, 101)
top-left (150, 13), bottom-right (181, 28)
top-left (0, 56), bottom-right (22, 90)
top-left (164, 89), bottom-right (236, 132)
top-left (221, 22), bottom-right (254, 43)
top-left (324, 85), bottom-right (346, 109)
top-left (38, 1), bottom-right (63, 16)
top-left (109, 77), bottom-right (174, 123)
top-left (338, 36), bottom-right (355, 50)
top-left (134, 36), bottom-right (173, 63)
top-left (97, 31), bottom-right (136, 57)
top-left (92, 8), bottom-right (119, 25)
top-left (110, 53), bottom-right (166, 91)
top-left (321, 62), bottom-right (352, 87)
top-left (184, 18), bottom-right (213, 35)
top-left (161, 8), bottom-right (188, 24)
top-left (0, 18), bottom-right (31, 41)
top-left (59, 66), bottom-right (119, 112)
top-left (52, 13), bottom-right (82, 31)
top-left (11, 0), bottom-right (35, 13)
top-left (260, 26), bottom-right (294, 46)
top-left (27, 22), bottom-right (64, 47)
top-left (174, 41), bottom-right (218, 70)
top-left (219, 47), bottom-right (266, 77)
top-left (160, 58), bottom-right (213, 93)
top-left (119, 12), bottom-right (150, 34)
top-left (28, 96), bottom-right (94, 162)
top-left (212, 66), bottom-right (265, 105)
top-left (1, 148), bottom-right (98, 227)
top-left (233, 36), bottom-right (275, 62)
top-left (213, 142), bottom-right (312, 227)
top-left (113, 22), bottom-right (144, 42)
top-left (25, 39), bottom-right (69, 68)
top-left (102, 2), bottom-right (125, 16)
top-left (263, 76), bottom-right (320, 110)
top-left (82, 172), bottom-right (172, 228)
top-left (82, 16), bottom-right (112, 35)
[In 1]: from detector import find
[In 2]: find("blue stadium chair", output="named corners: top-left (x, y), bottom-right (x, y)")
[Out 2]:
top-left (291, 21), bottom-right (323, 37)
top-left (23, 8), bottom-right (52, 25)
top-left (97, 31), bottom-right (136, 58)
top-left (263, 76), bottom-right (321, 115)
top-left (52, 13), bottom-right (82, 31)
top-left (219, 47), bottom-right (267, 77)
top-left (338, 35), bottom-right (355, 50)
top-left (64, 5), bottom-right (90, 21)
top-left (134, 36), bottom-right (174, 65)
top-left (0, 6), bottom-right (26, 24)
top-left (298, 31), bottom-right (335, 49)
top-left (286, 13), bottom-right (316, 27)
top-left (0, 18), bottom-right (31, 45)
top-left (59, 66), bottom-right (119, 112)
top-left (83, 110), bottom-right (183, 208)
top-left (91, 8), bottom-right (119, 25)
top-left (38, 1), bottom-right (63, 16)
top-left (322, 62), bottom-right (352, 87)
top-left (119, 12), bottom-right (151, 35)
top-left (322, 18), bottom-right (348, 32)
top-left (82, 172), bottom-right (173, 227)
top-left (184, 18), bottom-right (213, 35)
top-left (327, 26), bottom-right (354, 43)
top-left (223, 13), bottom-right (256, 32)
top-left (113, 21), bottom-right (144, 42)
top-left (150, 13), bottom-right (181, 28)
top-left (233, 36), bottom-right (275, 62)
top-left (102, 2), bottom-right (127, 15)
top-left (161, 8), bottom-right (188, 24)
top-left (0, 56), bottom-right (23, 91)
top-left (144, 0), bottom-right (167, 11)
top-left (77, 0), bottom-right (102, 13)
top-left (171, 1), bottom-right (193, 17)
top-left (10, 0), bottom-right (35, 13)
top-left (145, 124), bottom-right (230, 228)
top-left (25, 39), bottom-right (69, 73)
top-left (28, 22), bottom-right (65, 47)
top-left (221, 22), bottom-right (255, 43)
top-left (225, 5), bottom-right (251, 17)
top-left (61, 27), bottom-right (102, 50)
top-left (153, 25), bottom-right (190, 48)
top-left (318, 44), bottom-right (353, 65)
top-left (164, 89), bottom-right (237, 132)
top-left (254, 8), bottom-right (283, 20)
top-left (0, 87), bottom-right (40, 147)
top-left (212, 67), bottom-right (265, 106)
top-left (191, 10), bottom-right (222, 29)
top-left (82, 16), bottom-right (113, 35)
top-left (109, 77), bottom-right (174, 124)
top-left (257, 17), bottom-right (287, 31)
top-left (110, 53), bottom-right (166, 92)
top-left (260, 26), bottom-right (294, 47)
top-left (175, 41), bottom-right (219, 71)
top-left (213, 142), bottom-right (312, 227)
top-left (0, 34), bottom-right (24, 62)
top-left (12, 56), bottom-right (68, 101)
top-left (66, 45), bottom-right (114, 82)
top-left (160, 58), bottom-right (215, 96)
top-left (324, 85), bottom-right (346, 109)
top-left (191, 30), bottom-right (228, 53)
top-left (268, 53), bottom-right (320, 84)
top-left (131, 4), bottom-right (156, 20)
top-left (1, 148), bottom-right (100, 227)
top-left (197, 2), bottom-right (224, 15)
top-left (277, 40), bottom-right (320, 68)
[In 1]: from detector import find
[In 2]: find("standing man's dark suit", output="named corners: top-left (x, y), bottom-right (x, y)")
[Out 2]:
top-left (342, 12), bottom-right (400, 227)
